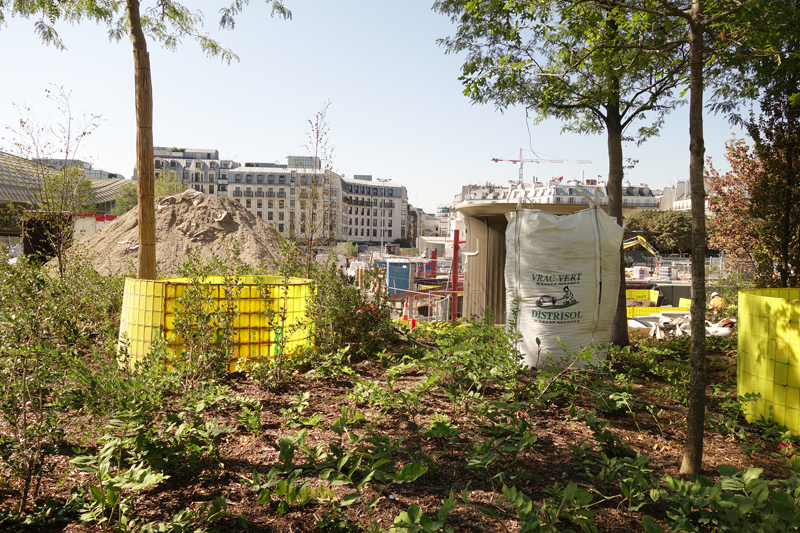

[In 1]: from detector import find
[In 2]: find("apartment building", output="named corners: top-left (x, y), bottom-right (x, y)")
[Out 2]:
top-left (135, 148), bottom-right (410, 244)
top-left (341, 175), bottom-right (407, 244)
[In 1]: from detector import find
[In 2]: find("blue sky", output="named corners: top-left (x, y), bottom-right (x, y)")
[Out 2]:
top-left (1, 1), bottom-right (744, 213)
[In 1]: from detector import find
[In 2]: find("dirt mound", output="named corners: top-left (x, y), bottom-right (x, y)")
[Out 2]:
top-left (74, 192), bottom-right (284, 277)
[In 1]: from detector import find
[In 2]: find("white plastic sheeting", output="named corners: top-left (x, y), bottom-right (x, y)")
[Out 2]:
top-left (505, 194), bottom-right (623, 368)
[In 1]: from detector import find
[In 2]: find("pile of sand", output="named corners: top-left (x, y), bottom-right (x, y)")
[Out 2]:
top-left (74, 191), bottom-right (285, 277)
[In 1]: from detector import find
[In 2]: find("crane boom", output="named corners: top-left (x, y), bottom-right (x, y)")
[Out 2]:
top-left (491, 148), bottom-right (592, 183)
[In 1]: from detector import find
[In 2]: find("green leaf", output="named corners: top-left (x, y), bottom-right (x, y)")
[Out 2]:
top-left (393, 463), bottom-right (428, 483)
top-left (257, 488), bottom-right (271, 505)
top-left (341, 493), bottom-right (360, 506)
top-left (642, 515), bottom-right (663, 533)
top-left (563, 482), bottom-right (578, 500)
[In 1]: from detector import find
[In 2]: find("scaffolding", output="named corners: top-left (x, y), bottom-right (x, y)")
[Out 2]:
top-left (436, 204), bottom-right (451, 237)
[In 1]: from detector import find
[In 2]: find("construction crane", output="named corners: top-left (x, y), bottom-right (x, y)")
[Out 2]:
top-left (491, 148), bottom-right (592, 183)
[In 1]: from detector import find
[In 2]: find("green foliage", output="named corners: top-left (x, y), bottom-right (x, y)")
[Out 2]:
top-left (173, 247), bottom-right (243, 389)
top-left (389, 490), bottom-right (456, 533)
top-left (308, 261), bottom-right (397, 360)
top-left (652, 464), bottom-right (800, 532)
top-left (415, 313), bottom-right (525, 411)
top-left (71, 442), bottom-right (167, 532)
top-left (341, 240), bottom-right (358, 258)
top-left (251, 243), bottom-right (310, 388)
top-left (111, 169), bottom-right (186, 215)
top-left (747, 96), bottom-right (800, 288)
top-left (626, 210), bottom-right (697, 255)
top-left (236, 397), bottom-right (263, 435)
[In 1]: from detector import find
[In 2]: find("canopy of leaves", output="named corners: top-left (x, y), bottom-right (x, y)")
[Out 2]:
top-left (111, 169), bottom-right (186, 215)
top-left (2, 0), bottom-right (291, 64)
top-left (434, 0), bottom-right (686, 140)
top-left (626, 210), bottom-right (695, 255)
top-left (747, 97), bottom-right (800, 287)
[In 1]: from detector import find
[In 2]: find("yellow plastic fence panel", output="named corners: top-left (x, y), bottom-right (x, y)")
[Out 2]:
top-left (738, 289), bottom-right (800, 434)
top-left (678, 298), bottom-right (692, 308)
top-left (119, 275), bottom-right (313, 371)
top-left (626, 289), bottom-right (659, 303)
top-left (626, 306), bottom-right (690, 318)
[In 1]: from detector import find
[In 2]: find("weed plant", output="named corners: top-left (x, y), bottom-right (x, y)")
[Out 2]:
top-left (171, 247), bottom-right (243, 388)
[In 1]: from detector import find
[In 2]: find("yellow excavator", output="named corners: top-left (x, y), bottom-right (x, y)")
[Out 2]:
top-left (623, 235), bottom-right (662, 272)
top-left (623, 235), bottom-right (660, 258)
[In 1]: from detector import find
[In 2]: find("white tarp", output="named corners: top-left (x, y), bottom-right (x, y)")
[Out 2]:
top-left (505, 195), bottom-right (623, 368)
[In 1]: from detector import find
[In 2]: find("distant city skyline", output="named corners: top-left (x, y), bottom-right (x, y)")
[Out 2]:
top-left (0, 2), bottom-right (745, 214)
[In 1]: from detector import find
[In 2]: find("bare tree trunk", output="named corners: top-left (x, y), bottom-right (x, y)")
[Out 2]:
top-left (606, 96), bottom-right (630, 347)
top-left (680, 1), bottom-right (708, 475)
top-left (128, 0), bottom-right (156, 280)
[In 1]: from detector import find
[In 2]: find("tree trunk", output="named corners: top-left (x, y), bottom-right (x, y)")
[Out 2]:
top-left (680, 2), bottom-right (708, 476)
top-left (606, 92), bottom-right (630, 347)
top-left (128, 0), bottom-right (156, 280)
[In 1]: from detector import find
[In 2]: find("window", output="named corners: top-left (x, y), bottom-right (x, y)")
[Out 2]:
top-left (268, 212), bottom-right (274, 220)
top-left (268, 199), bottom-right (274, 208)
top-left (361, 208), bottom-right (365, 215)
top-left (388, 220), bottom-right (393, 227)
top-left (361, 228), bottom-right (364, 236)
top-left (349, 228), bottom-right (352, 236)
top-left (279, 176), bottom-right (286, 184)
top-left (257, 211), bottom-right (262, 219)
top-left (209, 185), bottom-right (214, 194)
top-left (235, 174), bottom-right (242, 183)
top-left (279, 212), bottom-right (284, 221)
top-left (221, 173), bottom-right (227, 181)
top-left (373, 209), bottom-right (377, 216)
top-left (290, 199), bottom-right (295, 207)
top-left (373, 229), bottom-right (377, 237)
top-left (349, 207), bottom-right (352, 214)
top-left (279, 224), bottom-right (284, 232)
top-left (257, 175), bottom-right (264, 183)
top-left (195, 161), bottom-right (202, 169)
top-left (246, 199), bottom-right (251, 208)
top-left (268, 175), bottom-right (275, 184)
top-left (257, 200), bottom-right (263, 208)
top-left (279, 200), bottom-right (285, 209)
top-left (246, 174), bottom-right (253, 183)
top-left (367, 219), bottom-right (370, 226)
top-left (210, 162), bottom-right (216, 169)
top-left (171, 161), bottom-right (176, 168)
top-left (373, 219), bottom-right (377, 226)
top-left (388, 230), bottom-right (392, 237)
top-left (208, 173), bottom-right (215, 182)
top-left (388, 189), bottom-right (393, 196)
top-left (388, 210), bottom-right (393, 217)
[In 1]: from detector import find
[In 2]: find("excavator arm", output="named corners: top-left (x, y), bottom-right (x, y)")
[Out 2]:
top-left (623, 235), bottom-right (660, 259)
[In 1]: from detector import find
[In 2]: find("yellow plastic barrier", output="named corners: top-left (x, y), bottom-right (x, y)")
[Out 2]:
top-left (678, 298), bottom-right (692, 308)
top-left (738, 288), bottom-right (800, 434)
top-left (626, 306), bottom-right (690, 318)
top-left (119, 275), bottom-right (313, 370)
top-left (626, 289), bottom-right (659, 303)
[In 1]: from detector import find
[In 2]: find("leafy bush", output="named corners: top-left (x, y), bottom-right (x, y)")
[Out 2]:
top-left (307, 261), bottom-right (397, 360)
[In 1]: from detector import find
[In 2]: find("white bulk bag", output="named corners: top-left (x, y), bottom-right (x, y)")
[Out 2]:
top-left (505, 194), bottom-right (623, 368)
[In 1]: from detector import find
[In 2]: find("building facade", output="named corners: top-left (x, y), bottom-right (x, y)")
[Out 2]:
top-left (341, 175), bottom-right (407, 244)
top-left (135, 147), bottom-right (412, 244)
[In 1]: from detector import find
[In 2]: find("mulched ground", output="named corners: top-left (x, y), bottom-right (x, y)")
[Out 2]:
top-left (2, 337), bottom-right (790, 532)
